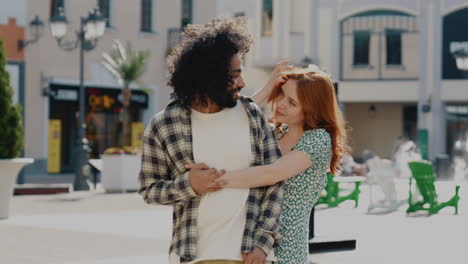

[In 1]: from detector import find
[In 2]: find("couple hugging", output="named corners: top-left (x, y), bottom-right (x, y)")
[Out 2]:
top-left (138, 17), bottom-right (347, 264)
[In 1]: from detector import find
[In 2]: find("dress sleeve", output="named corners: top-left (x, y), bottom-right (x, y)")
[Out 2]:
top-left (293, 129), bottom-right (331, 168)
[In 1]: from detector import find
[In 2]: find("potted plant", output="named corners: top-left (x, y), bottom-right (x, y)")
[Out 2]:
top-left (100, 40), bottom-right (150, 192)
top-left (0, 39), bottom-right (33, 219)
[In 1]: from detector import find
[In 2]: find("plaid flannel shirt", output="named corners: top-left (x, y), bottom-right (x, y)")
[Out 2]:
top-left (138, 96), bottom-right (283, 262)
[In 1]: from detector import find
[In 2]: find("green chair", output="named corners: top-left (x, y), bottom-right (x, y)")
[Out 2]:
top-left (316, 173), bottom-right (363, 208)
top-left (407, 161), bottom-right (460, 215)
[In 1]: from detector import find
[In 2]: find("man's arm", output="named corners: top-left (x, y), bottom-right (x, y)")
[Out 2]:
top-left (138, 122), bottom-right (199, 205)
top-left (251, 110), bottom-right (284, 256)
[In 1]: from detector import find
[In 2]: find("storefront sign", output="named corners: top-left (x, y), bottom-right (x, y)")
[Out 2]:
top-left (49, 84), bottom-right (149, 112)
top-left (86, 87), bottom-right (149, 112)
top-left (48, 120), bottom-right (62, 173)
top-left (54, 89), bottom-right (78, 101)
top-left (88, 93), bottom-right (117, 112)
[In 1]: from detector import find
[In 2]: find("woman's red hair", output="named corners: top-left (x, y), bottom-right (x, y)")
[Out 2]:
top-left (268, 68), bottom-right (348, 175)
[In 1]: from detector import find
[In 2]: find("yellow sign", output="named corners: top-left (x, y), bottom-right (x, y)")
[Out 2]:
top-left (132, 122), bottom-right (144, 149)
top-left (88, 94), bottom-right (116, 111)
top-left (48, 120), bottom-right (62, 173)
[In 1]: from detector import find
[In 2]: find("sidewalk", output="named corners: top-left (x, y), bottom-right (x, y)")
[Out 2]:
top-left (1, 180), bottom-right (466, 264)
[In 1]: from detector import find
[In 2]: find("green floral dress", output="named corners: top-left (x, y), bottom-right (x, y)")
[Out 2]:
top-left (274, 128), bottom-right (331, 264)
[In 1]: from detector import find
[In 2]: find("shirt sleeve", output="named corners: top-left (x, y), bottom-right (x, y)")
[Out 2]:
top-left (138, 120), bottom-right (199, 205)
top-left (293, 129), bottom-right (331, 168)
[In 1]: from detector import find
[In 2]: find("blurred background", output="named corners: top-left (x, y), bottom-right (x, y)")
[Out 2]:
top-left (1, 0), bottom-right (467, 263)
top-left (1, 0), bottom-right (468, 183)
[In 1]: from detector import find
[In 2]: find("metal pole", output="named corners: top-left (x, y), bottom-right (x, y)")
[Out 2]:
top-left (418, 1), bottom-right (429, 160)
top-left (73, 18), bottom-right (89, 191)
top-left (430, 0), bottom-right (445, 160)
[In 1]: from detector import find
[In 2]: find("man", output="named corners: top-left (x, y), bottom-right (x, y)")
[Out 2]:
top-left (138, 18), bottom-right (283, 264)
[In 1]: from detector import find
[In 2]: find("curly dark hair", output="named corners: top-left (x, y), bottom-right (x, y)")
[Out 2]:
top-left (167, 17), bottom-right (253, 108)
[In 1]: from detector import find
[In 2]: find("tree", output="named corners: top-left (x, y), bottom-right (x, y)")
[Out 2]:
top-left (102, 40), bottom-right (150, 147)
top-left (0, 39), bottom-right (24, 159)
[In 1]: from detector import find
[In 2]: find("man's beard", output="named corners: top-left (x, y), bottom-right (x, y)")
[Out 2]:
top-left (210, 87), bottom-right (239, 108)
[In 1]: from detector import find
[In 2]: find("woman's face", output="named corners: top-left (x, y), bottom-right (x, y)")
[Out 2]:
top-left (273, 79), bottom-right (304, 126)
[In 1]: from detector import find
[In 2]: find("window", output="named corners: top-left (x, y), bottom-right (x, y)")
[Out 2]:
top-left (50, 0), bottom-right (65, 18)
top-left (262, 0), bottom-right (273, 36)
top-left (141, 0), bottom-right (153, 33)
top-left (181, 0), bottom-right (193, 27)
top-left (98, 0), bottom-right (111, 27)
top-left (386, 29), bottom-right (402, 65)
top-left (353, 31), bottom-right (371, 65)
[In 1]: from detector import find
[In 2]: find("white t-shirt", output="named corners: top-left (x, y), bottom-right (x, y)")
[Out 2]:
top-left (170, 101), bottom-right (276, 263)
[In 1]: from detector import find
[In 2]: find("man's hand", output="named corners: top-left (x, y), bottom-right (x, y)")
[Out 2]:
top-left (185, 163), bottom-right (225, 195)
top-left (242, 248), bottom-right (267, 264)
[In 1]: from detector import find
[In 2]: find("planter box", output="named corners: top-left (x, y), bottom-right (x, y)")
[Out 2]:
top-left (101, 154), bottom-right (141, 192)
top-left (0, 158), bottom-right (34, 219)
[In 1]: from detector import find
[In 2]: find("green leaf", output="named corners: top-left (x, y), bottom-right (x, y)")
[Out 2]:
top-left (0, 39), bottom-right (24, 158)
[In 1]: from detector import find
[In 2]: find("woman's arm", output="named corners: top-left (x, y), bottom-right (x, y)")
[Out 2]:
top-left (251, 61), bottom-right (292, 106)
top-left (215, 150), bottom-right (313, 188)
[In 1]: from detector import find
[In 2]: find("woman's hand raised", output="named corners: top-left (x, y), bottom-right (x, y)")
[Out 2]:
top-left (252, 61), bottom-right (293, 105)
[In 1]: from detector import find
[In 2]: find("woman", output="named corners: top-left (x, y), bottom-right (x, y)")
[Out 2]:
top-left (188, 66), bottom-right (347, 264)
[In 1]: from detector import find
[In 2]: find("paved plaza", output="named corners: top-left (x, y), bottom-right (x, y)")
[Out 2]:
top-left (1, 179), bottom-right (467, 264)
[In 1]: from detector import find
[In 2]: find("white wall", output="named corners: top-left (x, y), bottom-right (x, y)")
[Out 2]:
top-left (338, 0), bottom-right (419, 19)
top-left (345, 103), bottom-right (404, 159)
top-left (290, 0), bottom-right (306, 33)
top-left (444, 0), bottom-right (468, 15)
top-left (442, 80), bottom-right (468, 101)
top-left (193, 0), bottom-right (217, 24)
top-left (339, 81), bottom-right (419, 103)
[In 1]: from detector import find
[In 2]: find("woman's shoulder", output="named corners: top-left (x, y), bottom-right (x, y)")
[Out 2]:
top-left (303, 128), bottom-right (330, 139)
top-left (299, 128), bottom-right (331, 147)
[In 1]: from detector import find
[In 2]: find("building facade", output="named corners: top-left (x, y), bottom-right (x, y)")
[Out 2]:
top-left (209, 0), bottom-right (468, 161)
top-left (2, 0), bottom-right (468, 180)
top-left (2, 0), bottom-right (195, 178)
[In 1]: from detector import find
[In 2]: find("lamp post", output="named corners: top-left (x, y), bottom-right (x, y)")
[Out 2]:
top-left (17, 15), bottom-right (45, 51)
top-left (49, 8), bottom-right (106, 191)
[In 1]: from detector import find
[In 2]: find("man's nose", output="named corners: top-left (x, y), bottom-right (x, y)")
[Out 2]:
top-left (237, 76), bottom-right (246, 88)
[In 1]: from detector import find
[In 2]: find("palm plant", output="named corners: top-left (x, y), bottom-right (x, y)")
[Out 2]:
top-left (102, 40), bottom-right (150, 147)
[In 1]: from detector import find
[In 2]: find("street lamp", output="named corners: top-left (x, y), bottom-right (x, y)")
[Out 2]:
top-left (49, 7), bottom-right (106, 191)
top-left (17, 15), bottom-right (45, 51)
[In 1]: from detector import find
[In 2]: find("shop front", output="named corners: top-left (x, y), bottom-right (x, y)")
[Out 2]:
top-left (48, 83), bottom-right (148, 173)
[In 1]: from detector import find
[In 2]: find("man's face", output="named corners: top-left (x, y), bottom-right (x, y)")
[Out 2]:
top-left (211, 53), bottom-right (246, 108)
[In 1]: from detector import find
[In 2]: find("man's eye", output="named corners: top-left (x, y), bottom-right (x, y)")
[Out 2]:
top-left (290, 100), bottom-right (296, 106)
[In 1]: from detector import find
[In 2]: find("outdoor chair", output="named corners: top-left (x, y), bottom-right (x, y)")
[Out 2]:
top-left (316, 173), bottom-right (365, 208)
top-left (407, 161), bottom-right (460, 215)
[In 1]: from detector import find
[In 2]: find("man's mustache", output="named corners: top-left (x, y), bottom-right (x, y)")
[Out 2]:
top-left (232, 87), bottom-right (242, 93)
